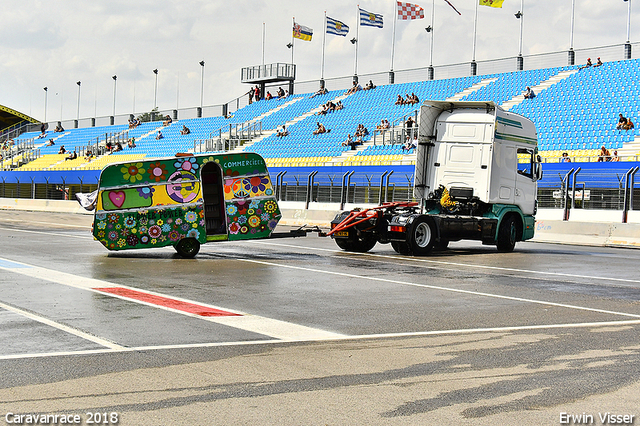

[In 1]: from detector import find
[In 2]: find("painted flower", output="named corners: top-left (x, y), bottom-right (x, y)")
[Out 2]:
top-left (181, 224), bottom-right (190, 231)
top-left (131, 228), bottom-right (137, 234)
top-left (175, 218), bottom-right (183, 226)
top-left (117, 239), bottom-right (126, 248)
top-left (136, 186), bottom-right (155, 200)
top-left (167, 218), bottom-right (173, 224)
top-left (240, 226), bottom-right (249, 234)
top-left (198, 210), bottom-right (205, 219)
top-left (96, 213), bottom-right (107, 221)
top-left (174, 157), bottom-right (199, 172)
top-left (97, 231), bottom-right (105, 238)
top-left (149, 220), bottom-right (155, 226)
top-left (192, 223), bottom-right (198, 229)
top-left (121, 228), bottom-right (129, 237)
top-left (107, 213), bottom-right (119, 223)
top-left (237, 215), bottom-right (247, 225)
top-left (115, 224), bottom-right (122, 230)
top-left (121, 163), bottom-right (146, 183)
top-left (249, 199), bottom-right (260, 209)
top-left (248, 215), bottom-right (260, 228)
top-left (138, 215), bottom-right (148, 225)
top-left (268, 219), bottom-right (278, 230)
top-left (259, 224), bottom-right (268, 232)
top-left (226, 205), bottom-right (238, 216)
top-left (139, 226), bottom-right (148, 234)
top-left (159, 235), bottom-right (167, 242)
top-left (247, 209), bottom-right (255, 215)
top-left (147, 162), bottom-right (168, 182)
top-left (108, 231), bottom-right (119, 241)
top-left (168, 230), bottom-right (181, 242)
top-left (97, 221), bottom-right (107, 230)
top-left (199, 219), bottom-right (205, 227)
top-left (187, 229), bottom-right (200, 239)
top-left (156, 219), bottom-right (164, 226)
top-left (261, 213), bottom-right (270, 222)
top-left (244, 176), bottom-right (269, 194)
top-left (126, 235), bottom-right (139, 246)
top-left (265, 188), bottom-right (273, 196)
top-left (151, 238), bottom-right (157, 245)
top-left (161, 224), bottom-right (171, 233)
top-left (140, 235), bottom-right (149, 244)
top-left (250, 228), bottom-right (257, 234)
top-left (148, 225), bottom-right (162, 239)
top-left (236, 200), bottom-right (249, 215)
top-left (201, 156), bottom-right (216, 165)
top-left (229, 222), bottom-right (240, 234)
top-left (123, 216), bottom-right (136, 228)
top-left (264, 200), bottom-right (278, 213)
top-left (224, 169), bottom-right (240, 178)
top-left (185, 211), bottom-right (198, 223)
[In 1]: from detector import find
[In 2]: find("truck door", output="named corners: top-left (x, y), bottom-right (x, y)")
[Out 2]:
top-left (515, 147), bottom-right (536, 215)
top-left (200, 161), bottom-right (227, 235)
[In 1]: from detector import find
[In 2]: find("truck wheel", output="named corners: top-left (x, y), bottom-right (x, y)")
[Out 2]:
top-left (407, 216), bottom-right (436, 256)
top-left (334, 233), bottom-right (376, 253)
top-left (391, 241), bottom-right (410, 255)
top-left (175, 238), bottom-right (201, 258)
top-left (497, 216), bottom-right (518, 252)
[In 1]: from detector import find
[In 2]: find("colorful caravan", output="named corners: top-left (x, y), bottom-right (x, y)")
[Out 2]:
top-left (92, 152), bottom-right (281, 257)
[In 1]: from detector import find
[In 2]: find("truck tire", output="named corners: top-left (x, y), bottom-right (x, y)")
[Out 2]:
top-left (335, 234), bottom-right (377, 253)
top-left (407, 216), bottom-right (436, 256)
top-left (496, 216), bottom-right (518, 252)
top-left (175, 238), bottom-right (201, 258)
top-left (391, 241), bottom-right (410, 255)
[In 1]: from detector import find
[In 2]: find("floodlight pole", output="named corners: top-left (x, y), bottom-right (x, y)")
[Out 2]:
top-left (625, 0), bottom-right (632, 59)
top-left (112, 75), bottom-right (117, 125)
top-left (471, 0), bottom-right (478, 75)
top-left (569, 0), bottom-right (575, 65)
top-left (76, 81), bottom-right (81, 128)
top-left (43, 87), bottom-right (48, 123)
top-left (153, 69), bottom-right (158, 110)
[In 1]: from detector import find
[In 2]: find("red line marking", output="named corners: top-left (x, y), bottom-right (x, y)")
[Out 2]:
top-left (94, 287), bottom-right (241, 317)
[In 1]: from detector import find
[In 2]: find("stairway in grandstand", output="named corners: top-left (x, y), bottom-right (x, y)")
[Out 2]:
top-left (500, 69), bottom-right (578, 111)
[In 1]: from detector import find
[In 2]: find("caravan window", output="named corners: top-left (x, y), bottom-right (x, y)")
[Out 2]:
top-left (517, 148), bottom-right (534, 179)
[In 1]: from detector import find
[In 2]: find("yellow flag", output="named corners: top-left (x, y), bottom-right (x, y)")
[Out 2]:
top-left (479, 0), bottom-right (505, 8)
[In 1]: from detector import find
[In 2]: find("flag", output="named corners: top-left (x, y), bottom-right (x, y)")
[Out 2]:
top-left (359, 8), bottom-right (384, 28)
top-left (443, 0), bottom-right (462, 15)
top-left (397, 2), bottom-right (424, 20)
top-left (479, 0), bottom-right (505, 8)
top-left (326, 16), bottom-right (349, 36)
top-left (293, 22), bottom-right (313, 41)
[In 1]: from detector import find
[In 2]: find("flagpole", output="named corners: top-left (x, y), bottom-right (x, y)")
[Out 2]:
top-left (568, 0), bottom-right (575, 65)
top-left (291, 17), bottom-right (295, 66)
top-left (429, 0), bottom-right (435, 80)
top-left (321, 12), bottom-right (327, 82)
top-left (471, 0), bottom-right (478, 75)
top-left (390, 1), bottom-right (397, 73)
top-left (355, 5), bottom-right (360, 78)
top-left (262, 22), bottom-right (266, 66)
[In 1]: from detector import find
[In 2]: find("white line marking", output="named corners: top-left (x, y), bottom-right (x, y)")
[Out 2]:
top-left (0, 227), bottom-right (92, 240)
top-left (0, 257), bottom-right (344, 341)
top-left (0, 218), bottom-right (88, 228)
top-left (240, 258), bottom-right (640, 319)
top-left (1, 319), bottom-right (638, 361)
top-left (0, 301), bottom-right (124, 350)
top-left (252, 240), bottom-right (640, 285)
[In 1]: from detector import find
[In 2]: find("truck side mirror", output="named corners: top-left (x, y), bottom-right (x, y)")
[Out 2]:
top-left (535, 162), bottom-right (543, 181)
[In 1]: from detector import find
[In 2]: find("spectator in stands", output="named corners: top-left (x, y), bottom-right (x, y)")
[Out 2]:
top-left (597, 145), bottom-right (611, 162)
top-left (345, 80), bottom-right (362, 95)
top-left (276, 125), bottom-right (289, 137)
top-left (180, 125), bottom-right (191, 135)
top-left (277, 87), bottom-right (286, 99)
top-left (624, 118), bottom-right (635, 130)
top-left (335, 100), bottom-right (344, 110)
top-left (376, 119), bottom-right (386, 130)
top-left (265, 91), bottom-right (273, 100)
top-left (312, 122), bottom-right (327, 135)
top-left (54, 122), bottom-right (64, 132)
top-left (113, 142), bottom-right (123, 152)
top-left (407, 93), bottom-right (420, 105)
top-left (248, 87), bottom-right (254, 104)
top-left (85, 150), bottom-right (93, 161)
top-left (354, 124), bottom-right (368, 138)
top-left (310, 87), bottom-right (328, 98)
top-left (395, 94), bottom-right (405, 105)
top-left (46, 139), bottom-right (55, 147)
top-left (594, 57), bottom-right (604, 67)
top-left (58, 145), bottom-right (66, 154)
top-left (560, 152), bottom-right (571, 163)
top-left (128, 138), bottom-right (136, 148)
top-left (65, 150), bottom-right (77, 161)
top-left (254, 85), bottom-right (261, 101)
top-left (405, 116), bottom-right (416, 139)
top-left (156, 130), bottom-right (164, 140)
top-left (163, 115), bottom-right (172, 126)
top-left (402, 138), bottom-right (417, 152)
top-left (341, 134), bottom-right (353, 147)
top-left (616, 113), bottom-right (628, 130)
top-left (578, 58), bottom-right (592, 70)
top-left (523, 86), bottom-right (536, 99)
top-left (317, 103), bottom-right (329, 116)
top-left (611, 150), bottom-right (620, 162)
top-left (364, 80), bottom-right (376, 90)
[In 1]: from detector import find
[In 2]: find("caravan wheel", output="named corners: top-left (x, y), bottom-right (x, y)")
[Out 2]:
top-left (175, 238), bottom-right (201, 258)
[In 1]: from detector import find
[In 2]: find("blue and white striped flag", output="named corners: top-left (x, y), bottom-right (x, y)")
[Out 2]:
top-left (359, 8), bottom-right (383, 28)
top-left (326, 16), bottom-right (349, 36)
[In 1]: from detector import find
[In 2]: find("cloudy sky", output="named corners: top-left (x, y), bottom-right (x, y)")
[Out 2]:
top-left (0, 0), bottom-right (636, 123)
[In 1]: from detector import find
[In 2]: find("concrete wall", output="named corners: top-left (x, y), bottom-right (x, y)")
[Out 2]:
top-left (3, 198), bottom-right (640, 249)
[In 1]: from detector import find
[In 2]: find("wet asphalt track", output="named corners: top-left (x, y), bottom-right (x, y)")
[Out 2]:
top-left (0, 210), bottom-right (639, 425)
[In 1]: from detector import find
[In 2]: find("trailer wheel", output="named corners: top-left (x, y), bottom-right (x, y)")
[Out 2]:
top-left (496, 216), bottom-right (518, 252)
top-left (175, 238), bottom-right (201, 258)
top-left (391, 241), bottom-right (410, 255)
top-left (407, 216), bottom-right (436, 256)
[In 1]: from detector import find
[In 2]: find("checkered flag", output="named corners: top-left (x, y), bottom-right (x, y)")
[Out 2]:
top-left (397, 1), bottom-right (425, 20)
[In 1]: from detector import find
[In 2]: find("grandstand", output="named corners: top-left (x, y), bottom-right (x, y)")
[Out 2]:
top-left (2, 58), bottom-right (640, 208)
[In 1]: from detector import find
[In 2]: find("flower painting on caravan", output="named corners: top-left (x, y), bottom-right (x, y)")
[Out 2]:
top-left (91, 152), bottom-right (281, 257)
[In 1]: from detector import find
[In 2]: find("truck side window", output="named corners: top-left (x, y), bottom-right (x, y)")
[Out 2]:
top-left (517, 148), bottom-right (534, 179)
